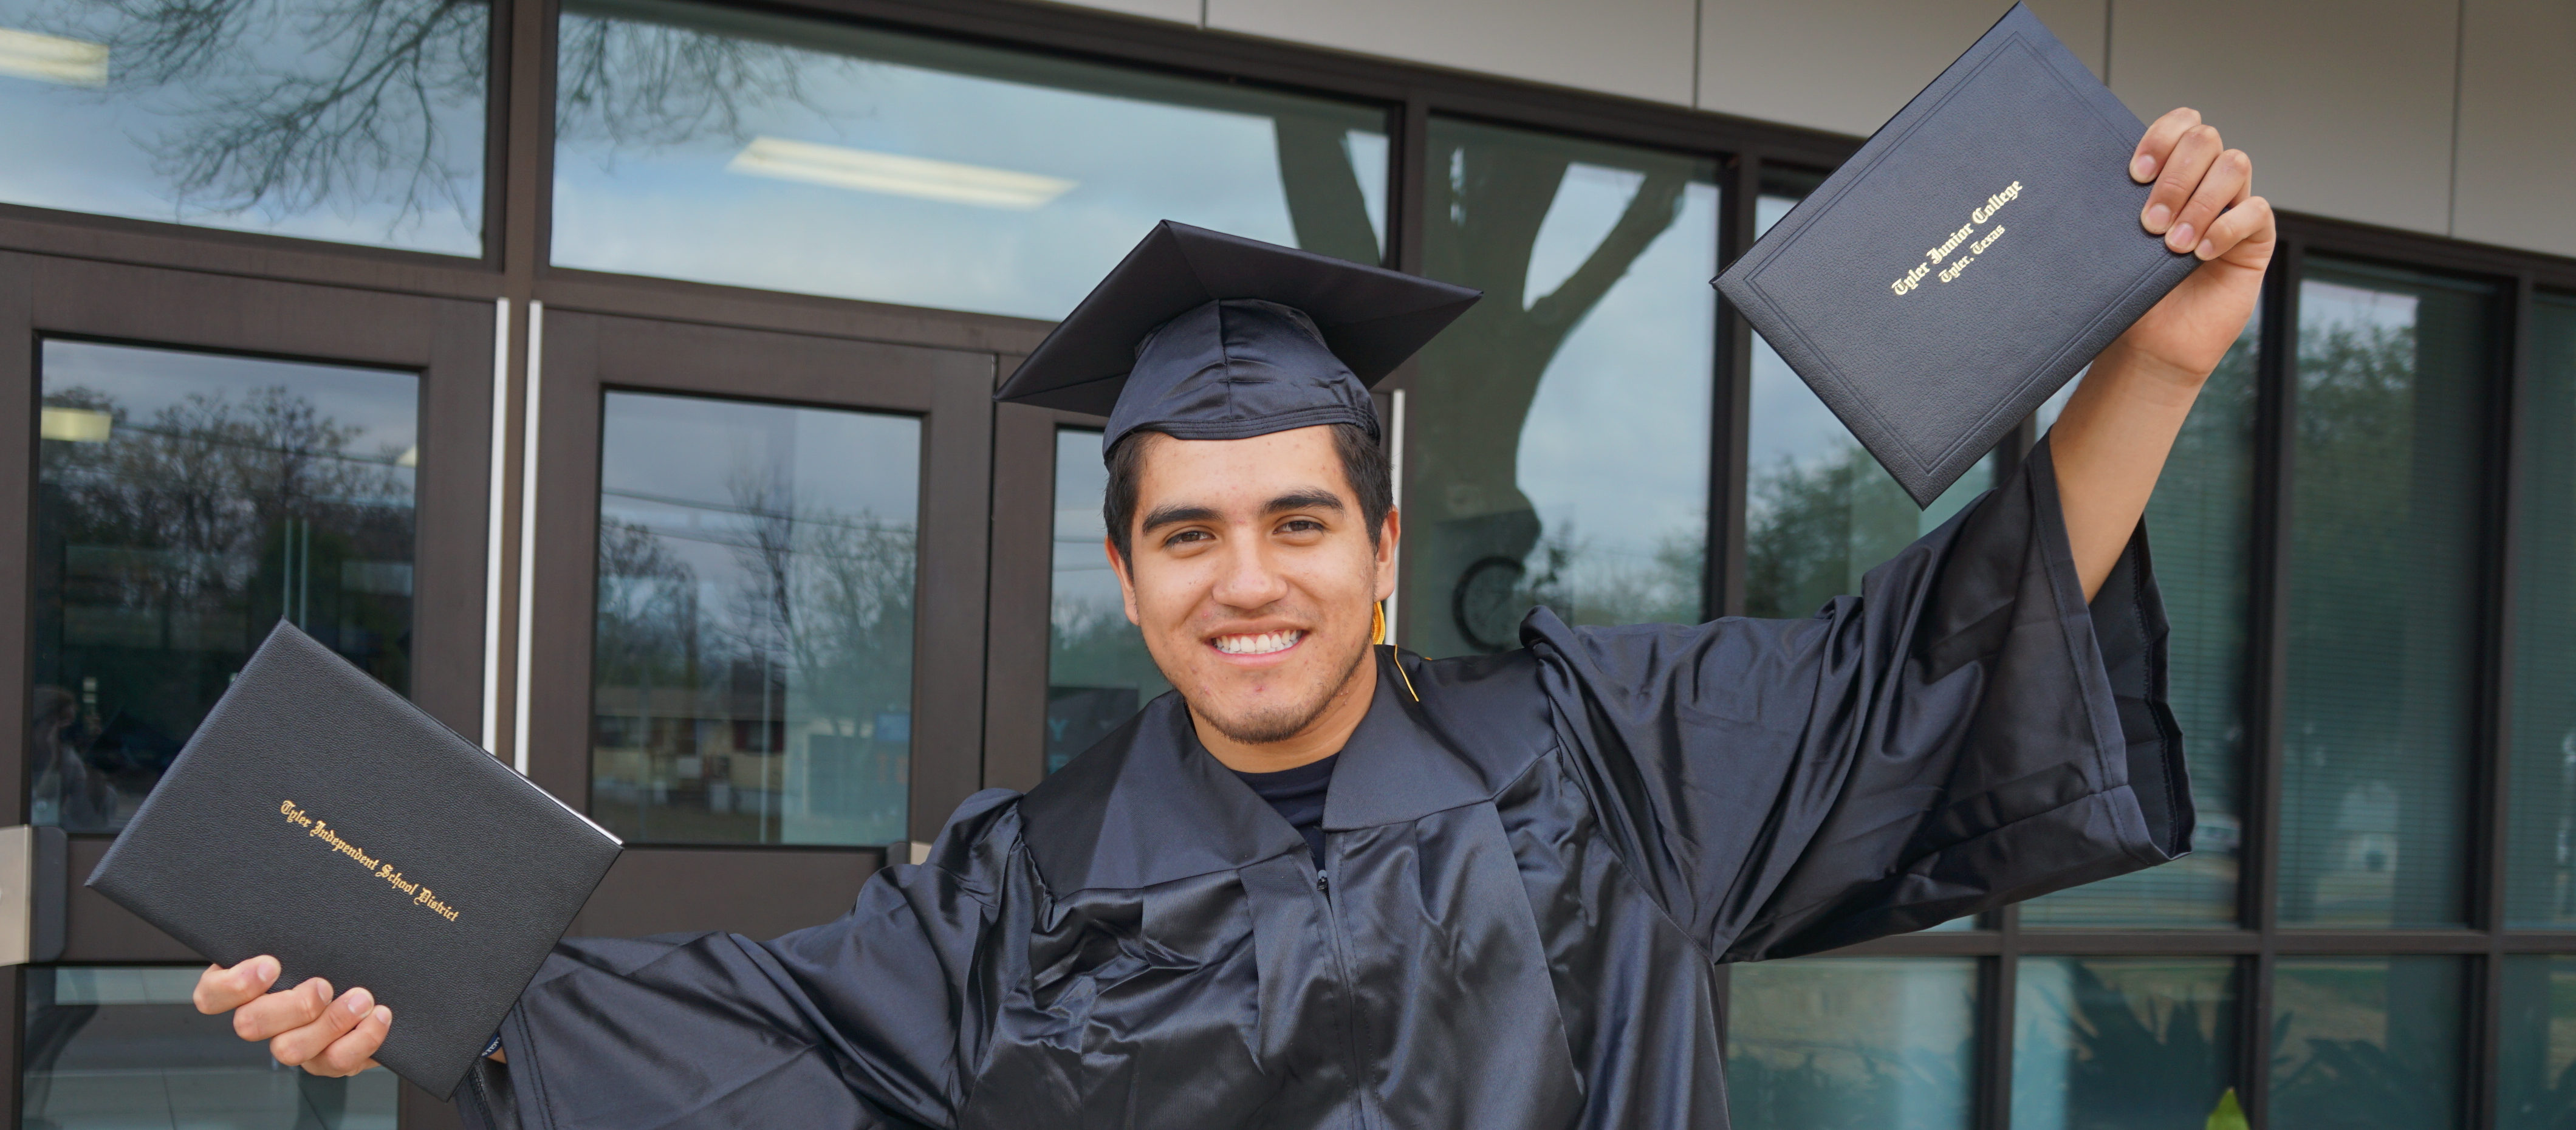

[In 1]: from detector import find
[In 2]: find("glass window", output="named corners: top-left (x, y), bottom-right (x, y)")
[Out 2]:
top-left (590, 392), bottom-right (920, 845)
top-left (2507, 292), bottom-right (2576, 928)
top-left (2019, 306), bottom-right (2259, 928)
top-left (2012, 956), bottom-right (2238, 1130)
top-left (2269, 956), bottom-right (2464, 1130)
top-left (2279, 261), bottom-right (2493, 928)
top-left (1400, 118), bottom-right (1718, 656)
top-left (552, 0), bottom-right (1387, 318)
top-left (1743, 176), bottom-right (1996, 622)
top-left (0, 0), bottom-right (486, 255)
top-left (1045, 428), bottom-right (1169, 773)
top-left (1726, 957), bottom-right (1978, 1130)
top-left (23, 966), bottom-right (398, 1129)
top-left (2499, 954), bottom-right (2576, 1130)
top-left (33, 340), bottom-right (419, 832)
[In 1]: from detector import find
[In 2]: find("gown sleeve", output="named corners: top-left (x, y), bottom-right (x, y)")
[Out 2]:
top-left (1524, 437), bottom-right (2190, 961)
top-left (452, 789), bottom-right (1024, 1130)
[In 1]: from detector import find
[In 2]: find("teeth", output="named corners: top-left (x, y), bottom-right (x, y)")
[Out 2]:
top-left (1214, 630), bottom-right (1302, 656)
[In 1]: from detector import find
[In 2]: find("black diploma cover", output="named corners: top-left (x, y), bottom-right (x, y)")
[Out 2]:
top-left (87, 622), bottom-right (622, 1098)
top-left (1715, 3), bottom-right (2200, 506)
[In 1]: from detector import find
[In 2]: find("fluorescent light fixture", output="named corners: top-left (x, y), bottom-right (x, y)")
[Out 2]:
top-left (728, 137), bottom-right (1076, 210)
top-left (0, 28), bottom-right (108, 87)
top-left (40, 406), bottom-right (112, 442)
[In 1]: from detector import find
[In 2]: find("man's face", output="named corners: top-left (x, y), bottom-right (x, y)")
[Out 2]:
top-left (1112, 427), bottom-right (1396, 747)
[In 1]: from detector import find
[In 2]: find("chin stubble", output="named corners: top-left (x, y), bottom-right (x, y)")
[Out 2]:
top-left (1193, 631), bottom-right (1375, 747)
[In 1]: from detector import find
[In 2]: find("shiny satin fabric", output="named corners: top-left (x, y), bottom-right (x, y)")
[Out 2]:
top-left (456, 439), bottom-right (2189, 1130)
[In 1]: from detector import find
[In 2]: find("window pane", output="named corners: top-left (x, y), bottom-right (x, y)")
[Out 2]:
top-left (591, 392), bottom-right (919, 845)
top-left (1744, 183), bottom-right (1996, 623)
top-left (1400, 118), bottom-right (1717, 656)
top-left (33, 341), bottom-right (418, 833)
top-left (2280, 261), bottom-right (2494, 927)
top-left (2012, 956), bottom-right (2238, 1130)
top-left (2499, 954), bottom-right (2576, 1130)
top-left (2021, 309), bottom-right (2258, 927)
top-left (1727, 957), bottom-right (1978, 1130)
top-left (0, 0), bottom-right (486, 255)
top-left (553, 0), bottom-right (1386, 317)
top-left (2269, 956), bottom-right (2464, 1130)
top-left (2507, 293), bottom-right (2576, 928)
top-left (24, 966), bottom-right (399, 1129)
top-left (1046, 428), bottom-right (1168, 773)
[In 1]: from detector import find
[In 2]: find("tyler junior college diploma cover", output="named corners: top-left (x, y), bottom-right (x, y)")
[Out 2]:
top-left (1714, 4), bottom-right (2201, 507)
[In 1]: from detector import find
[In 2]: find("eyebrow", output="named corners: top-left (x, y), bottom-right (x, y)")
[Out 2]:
top-left (1137, 490), bottom-right (1347, 537)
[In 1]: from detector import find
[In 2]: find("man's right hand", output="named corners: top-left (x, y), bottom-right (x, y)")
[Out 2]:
top-left (193, 956), bottom-right (391, 1077)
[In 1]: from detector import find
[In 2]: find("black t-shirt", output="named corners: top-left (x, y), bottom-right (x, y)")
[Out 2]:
top-left (1230, 754), bottom-right (1337, 870)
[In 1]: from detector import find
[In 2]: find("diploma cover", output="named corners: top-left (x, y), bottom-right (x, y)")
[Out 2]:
top-left (87, 622), bottom-right (622, 1098)
top-left (1714, 3), bottom-right (2200, 506)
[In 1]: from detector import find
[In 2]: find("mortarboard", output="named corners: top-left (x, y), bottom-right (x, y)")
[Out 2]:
top-left (995, 222), bottom-right (1482, 459)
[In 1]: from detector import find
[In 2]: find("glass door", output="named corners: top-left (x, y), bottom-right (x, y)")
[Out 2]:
top-left (522, 309), bottom-right (992, 939)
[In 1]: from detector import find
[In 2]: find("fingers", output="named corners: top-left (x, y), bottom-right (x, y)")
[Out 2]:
top-left (303, 1005), bottom-right (392, 1078)
top-left (2129, 107), bottom-right (2202, 183)
top-left (2142, 123), bottom-right (2226, 239)
top-left (194, 956), bottom-right (279, 1016)
top-left (2197, 195), bottom-right (2276, 266)
top-left (267, 984), bottom-right (374, 1068)
top-left (2168, 148), bottom-right (2252, 255)
top-left (231, 974), bottom-right (334, 1042)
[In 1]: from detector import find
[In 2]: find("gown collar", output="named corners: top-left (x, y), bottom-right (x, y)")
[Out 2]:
top-left (1019, 647), bottom-right (1501, 893)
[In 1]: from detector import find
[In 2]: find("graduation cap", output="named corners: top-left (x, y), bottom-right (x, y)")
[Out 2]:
top-left (995, 222), bottom-right (1482, 458)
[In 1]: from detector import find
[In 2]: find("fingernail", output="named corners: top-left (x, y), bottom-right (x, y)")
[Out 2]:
top-left (343, 988), bottom-right (372, 1017)
top-left (251, 958), bottom-right (276, 982)
top-left (372, 1006), bottom-right (391, 1026)
top-left (2168, 222), bottom-right (2195, 250)
top-left (2143, 203), bottom-right (2172, 233)
top-left (2131, 153), bottom-right (2156, 180)
top-left (309, 979), bottom-right (332, 1002)
top-left (2196, 238), bottom-right (2218, 259)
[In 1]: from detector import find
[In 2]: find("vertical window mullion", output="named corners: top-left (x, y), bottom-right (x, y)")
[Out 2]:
top-left (2242, 236), bottom-right (2304, 1129)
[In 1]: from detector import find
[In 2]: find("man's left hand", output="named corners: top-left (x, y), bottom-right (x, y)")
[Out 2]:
top-left (2106, 107), bottom-right (2276, 385)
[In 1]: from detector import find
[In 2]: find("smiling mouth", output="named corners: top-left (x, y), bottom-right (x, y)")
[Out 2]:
top-left (1212, 629), bottom-right (1304, 656)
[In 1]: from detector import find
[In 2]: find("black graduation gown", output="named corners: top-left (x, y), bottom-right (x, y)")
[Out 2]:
top-left (453, 440), bottom-right (2190, 1130)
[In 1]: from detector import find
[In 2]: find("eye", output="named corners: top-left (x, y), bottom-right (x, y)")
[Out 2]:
top-left (1163, 529), bottom-right (1213, 547)
top-left (1278, 518), bottom-right (1326, 536)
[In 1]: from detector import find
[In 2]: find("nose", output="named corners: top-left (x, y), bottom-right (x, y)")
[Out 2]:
top-left (1208, 532), bottom-right (1291, 612)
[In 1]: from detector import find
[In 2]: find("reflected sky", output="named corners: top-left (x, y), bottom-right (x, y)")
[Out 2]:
top-left (0, 0), bottom-right (487, 254)
top-left (553, 0), bottom-right (1386, 319)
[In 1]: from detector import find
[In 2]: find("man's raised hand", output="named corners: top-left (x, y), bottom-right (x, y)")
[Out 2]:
top-left (192, 956), bottom-right (389, 1077)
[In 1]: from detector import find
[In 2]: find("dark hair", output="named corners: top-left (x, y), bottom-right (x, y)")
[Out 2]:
top-left (1103, 423), bottom-right (1392, 565)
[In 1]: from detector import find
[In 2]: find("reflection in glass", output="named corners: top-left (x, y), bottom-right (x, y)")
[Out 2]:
top-left (33, 341), bottom-right (417, 832)
top-left (1743, 183), bottom-right (1995, 623)
top-left (2280, 261), bottom-right (2492, 927)
top-left (590, 392), bottom-right (919, 845)
top-left (1726, 957), bottom-right (1977, 1130)
top-left (2269, 956), bottom-right (2462, 1130)
top-left (2012, 957), bottom-right (2236, 1130)
top-left (0, 0), bottom-right (486, 253)
top-left (1046, 429), bottom-right (1169, 773)
top-left (2507, 294), bottom-right (2576, 927)
top-left (553, 0), bottom-right (1386, 318)
top-left (1400, 118), bottom-right (1717, 656)
top-left (22, 966), bottom-right (397, 1129)
top-left (2499, 954), bottom-right (2576, 1129)
top-left (2021, 309), bottom-right (2258, 928)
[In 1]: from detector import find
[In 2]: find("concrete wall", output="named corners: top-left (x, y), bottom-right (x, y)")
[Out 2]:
top-left (1043, 0), bottom-right (2575, 259)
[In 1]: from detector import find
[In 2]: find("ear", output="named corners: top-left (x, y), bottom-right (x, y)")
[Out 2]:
top-left (1108, 536), bottom-right (1142, 626)
top-left (1373, 507), bottom-right (1400, 602)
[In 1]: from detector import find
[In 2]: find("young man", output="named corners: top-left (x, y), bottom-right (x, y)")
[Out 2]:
top-left (197, 109), bottom-right (2267, 1129)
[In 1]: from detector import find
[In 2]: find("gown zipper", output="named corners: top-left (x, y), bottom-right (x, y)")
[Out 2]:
top-left (1313, 842), bottom-right (1372, 1129)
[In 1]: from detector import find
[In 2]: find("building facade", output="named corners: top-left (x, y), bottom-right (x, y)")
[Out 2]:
top-left (0, 0), bottom-right (2570, 1126)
